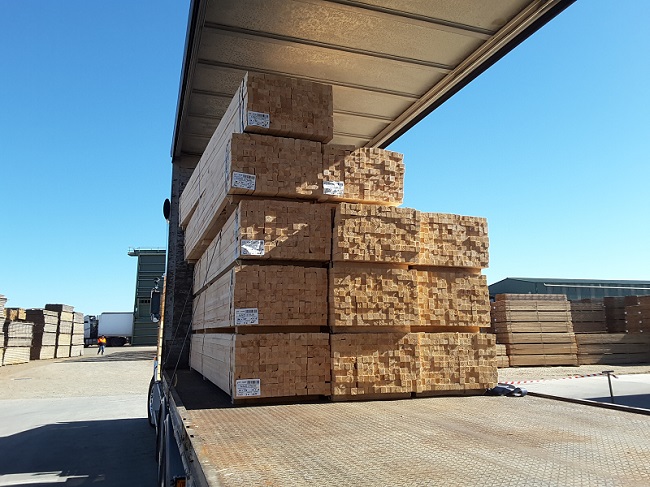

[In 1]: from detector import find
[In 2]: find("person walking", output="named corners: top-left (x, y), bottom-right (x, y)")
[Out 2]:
top-left (97, 335), bottom-right (107, 355)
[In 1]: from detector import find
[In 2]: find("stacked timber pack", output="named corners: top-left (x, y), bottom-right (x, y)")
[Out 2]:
top-left (0, 295), bottom-right (5, 364)
top-left (2, 321), bottom-right (33, 366)
top-left (70, 312), bottom-right (85, 357)
top-left (45, 304), bottom-right (75, 359)
top-left (604, 297), bottom-right (626, 333)
top-left (570, 297), bottom-right (650, 365)
top-left (182, 72), bottom-right (496, 402)
top-left (27, 309), bottom-right (59, 360)
top-left (624, 295), bottom-right (650, 333)
top-left (491, 294), bottom-right (577, 366)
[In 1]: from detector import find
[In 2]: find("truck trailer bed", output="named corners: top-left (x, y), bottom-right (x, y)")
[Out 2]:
top-left (168, 369), bottom-right (650, 486)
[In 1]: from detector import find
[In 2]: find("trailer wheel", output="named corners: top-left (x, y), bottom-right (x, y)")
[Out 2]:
top-left (147, 378), bottom-right (156, 427)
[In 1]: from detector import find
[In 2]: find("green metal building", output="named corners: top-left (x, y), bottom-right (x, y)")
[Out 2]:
top-left (128, 248), bottom-right (166, 345)
top-left (489, 277), bottom-right (650, 301)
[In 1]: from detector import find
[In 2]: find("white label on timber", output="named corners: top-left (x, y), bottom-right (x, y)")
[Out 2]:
top-left (323, 181), bottom-right (345, 196)
top-left (232, 172), bottom-right (256, 190)
top-left (235, 308), bottom-right (259, 325)
top-left (236, 378), bottom-right (261, 397)
top-left (247, 111), bottom-right (270, 128)
top-left (240, 240), bottom-right (265, 256)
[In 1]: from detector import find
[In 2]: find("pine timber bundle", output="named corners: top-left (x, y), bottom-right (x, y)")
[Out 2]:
top-left (416, 270), bottom-right (490, 328)
top-left (495, 344), bottom-right (509, 368)
top-left (624, 295), bottom-right (650, 333)
top-left (321, 146), bottom-right (404, 205)
top-left (0, 294), bottom-right (6, 318)
top-left (45, 305), bottom-right (75, 359)
top-left (569, 300), bottom-right (607, 334)
top-left (575, 333), bottom-right (650, 365)
top-left (2, 322), bottom-right (33, 366)
top-left (332, 203), bottom-right (489, 268)
top-left (329, 265), bottom-right (490, 330)
top-left (4, 308), bottom-right (26, 322)
top-left (192, 264), bottom-right (327, 331)
top-left (26, 309), bottom-right (59, 360)
top-left (193, 199), bottom-right (332, 292)
top-left (419, 213), bottom-right (489, 269)
top-left (183, 134), bottom-right (324, 261)
top-left (183, 71), bottom-right (496, 402)
top-left (329, 264), bottom-right (418, 330)
top-left (330, 332), bottom-right (497, 398)
top-left (491, 294), bottom-right (578, 366)
top-left (45, 303), bottom-right (74, 313)
top-left (604, 296), bottom-right (627, 333)
top-left (333, 204), bottom-right (419, 264)
top-left (191, 333), bottom-right (331, 401)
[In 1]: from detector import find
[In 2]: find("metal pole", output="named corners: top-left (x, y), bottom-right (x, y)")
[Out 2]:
top-left (602, 370), bottom-right (616, 404)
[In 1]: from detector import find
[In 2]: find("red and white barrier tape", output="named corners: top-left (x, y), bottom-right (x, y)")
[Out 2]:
top-left (500, 372), bottom-right (611, 385)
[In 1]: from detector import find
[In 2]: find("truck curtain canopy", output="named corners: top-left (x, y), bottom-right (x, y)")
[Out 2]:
top-left (171, 0), bottom-right (576, 158)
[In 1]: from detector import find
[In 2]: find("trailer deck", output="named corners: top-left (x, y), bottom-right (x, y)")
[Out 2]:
top-left (169, 369), bottom-right (650, 486)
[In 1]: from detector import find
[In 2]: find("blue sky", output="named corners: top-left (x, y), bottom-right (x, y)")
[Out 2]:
top-left (1, 1), bottom-right (648, 315)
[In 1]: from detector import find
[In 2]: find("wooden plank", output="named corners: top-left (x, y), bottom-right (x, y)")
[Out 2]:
top-left (508, 354), bottom-right (578, 367)
top-left (495, 294), bottom-right (567, 302)
top-left (575, 333), bottom-right (650, 345)
top-left (491, 310), bottom-right (572, 323)
top-left (578, 353), bottom-right (650, 365)
top-left (505, 343), bottom-right (578, 355)
top-left (495, 332), bottom-right (577, 345)
top-left (492, 302), bottom-right (571, 312)
top-left (491, 321), bottom-right (573, 333)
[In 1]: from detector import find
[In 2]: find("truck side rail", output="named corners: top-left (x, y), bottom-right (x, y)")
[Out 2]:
top-left (163, 373), bottom-right (213, 487)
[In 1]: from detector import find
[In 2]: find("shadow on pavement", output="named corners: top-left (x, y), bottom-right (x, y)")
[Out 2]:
top-left (71, 350), bottom-right (156, 363)
top-left (586, 394), bottom-right (650, 410)
top-left (0, 418), bottom-right (156, 486)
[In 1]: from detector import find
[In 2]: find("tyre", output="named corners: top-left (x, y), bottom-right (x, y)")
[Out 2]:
top-left (147, 378), bottom-right (156, 428)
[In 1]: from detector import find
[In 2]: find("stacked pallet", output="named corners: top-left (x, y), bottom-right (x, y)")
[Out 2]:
top-left (624, 295), bottom-right (650, 333)
top-left (491, 294), bottom-right (577, 366)
top-left (183, 71), bottom-right (497, 402)
top-left (569, 300), bottom-right (607, 334)
top-left (2, 321), bottom-right (33, 366)
top-left (604, 297), bottom-right (626, 333)
top-left (71, 312), bottom-right (85, 357)
top-left (575, 333), bottom-right (650, 365)
top-left (27, 309), bottom-right (59, 360)
top-left (46, 304), bottom-right (74, 358)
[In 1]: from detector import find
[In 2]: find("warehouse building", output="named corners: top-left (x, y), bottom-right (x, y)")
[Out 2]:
top-left (128, 248), bottom-right (166, 345)
top-left (489, 277), bottom-right (650, 301)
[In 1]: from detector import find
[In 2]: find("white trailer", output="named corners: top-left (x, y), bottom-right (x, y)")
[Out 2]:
top-left (84, 312), bottom-right (133, 347)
